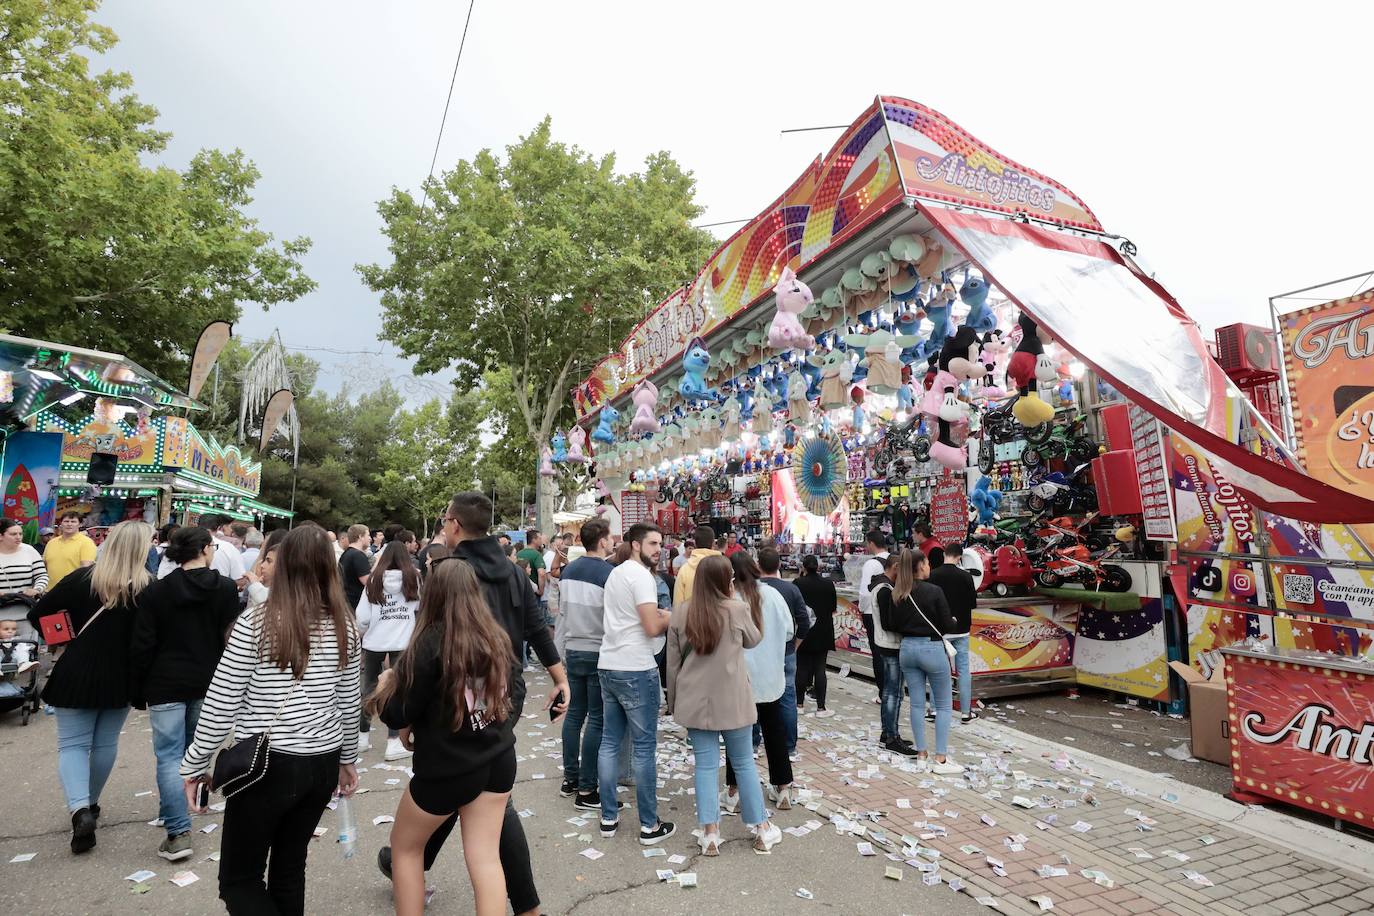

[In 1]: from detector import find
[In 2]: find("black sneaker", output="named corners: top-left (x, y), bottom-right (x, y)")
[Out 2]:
top-left (961, 710), bottom-right (980, 723)
top-left (639, 821), bottom-right (676, 846)
top-left (560, 779), bottom-right (578, 797)
top-left (882, 737), bottom-right (918, 758)
top-left (599, 818), bottom-right (619, 838)
top-left (377, 846), bottom-right (392, 881)
top-left (70, 807), bottom-right (97, 854)
top-left (575, 791), bottom-right (625, 812)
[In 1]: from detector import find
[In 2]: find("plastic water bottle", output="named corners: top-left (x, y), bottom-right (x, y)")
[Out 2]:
top-left (337, 796), bottom-right (357, 860)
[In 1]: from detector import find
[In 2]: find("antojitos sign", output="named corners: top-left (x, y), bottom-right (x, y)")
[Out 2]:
top-left (1228, 652), bottom-right (1373, 824)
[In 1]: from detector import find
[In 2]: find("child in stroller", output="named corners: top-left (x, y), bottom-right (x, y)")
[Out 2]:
top-left (0, 618), bottom-right (41, 724)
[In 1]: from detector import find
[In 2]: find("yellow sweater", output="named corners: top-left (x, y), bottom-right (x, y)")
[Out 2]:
top-left (673, 549), bottom-right (723, 605)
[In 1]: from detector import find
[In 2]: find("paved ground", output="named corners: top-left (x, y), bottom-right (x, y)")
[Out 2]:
top-left (2, 665), bottom-right (1371, 915)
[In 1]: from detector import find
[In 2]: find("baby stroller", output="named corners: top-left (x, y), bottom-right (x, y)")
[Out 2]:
top-left (0, 638), bottom-right (41, 725)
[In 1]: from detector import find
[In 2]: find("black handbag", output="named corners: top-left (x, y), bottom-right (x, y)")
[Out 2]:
top-left (210, 679), bottom-right (298, 799)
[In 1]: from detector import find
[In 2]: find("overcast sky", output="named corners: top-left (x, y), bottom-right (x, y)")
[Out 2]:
top-left (97, 1), bottom-right (1374, 399)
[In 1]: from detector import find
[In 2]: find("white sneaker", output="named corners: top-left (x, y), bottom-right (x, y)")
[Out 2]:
top-left (719, 789), bottom-right (740, 815)
top-left (815, 709), bottom-right (835, 719)
top-left (357, 732), bottom-right (371, 754)
top-left (931, 760), bottom-right (964, 776)
top-left (384, 737), bottom-right (412, 761)
top-left (752, 821), bottom-right (782, 854)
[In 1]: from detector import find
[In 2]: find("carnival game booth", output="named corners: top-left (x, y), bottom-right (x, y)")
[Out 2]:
top-left (1, 334), bottom-right (205, 542)
top-left (566, 97), bottom-right (1374, 718)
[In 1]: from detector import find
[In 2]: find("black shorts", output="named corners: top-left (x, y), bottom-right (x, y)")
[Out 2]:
top-left (408, 747), bottom-right (517, 816)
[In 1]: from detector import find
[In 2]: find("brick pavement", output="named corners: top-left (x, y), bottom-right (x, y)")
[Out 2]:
top-left (749, 673), bottom-right (1374, 916)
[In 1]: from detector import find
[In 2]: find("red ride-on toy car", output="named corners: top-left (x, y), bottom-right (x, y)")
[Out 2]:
top-left (970, 538), bottom-right (1036, 598)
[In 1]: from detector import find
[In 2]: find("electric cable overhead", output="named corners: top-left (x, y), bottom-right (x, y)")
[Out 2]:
top-left (420, 0), bottom-right (477, 215)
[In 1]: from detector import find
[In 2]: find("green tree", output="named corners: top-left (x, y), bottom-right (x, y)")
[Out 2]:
top-left (377, 397), bottom-right (478, 536)
top-left (0, 0), bottom-right (314, 380)
top-left (359, 119), bottom-right (712, 526)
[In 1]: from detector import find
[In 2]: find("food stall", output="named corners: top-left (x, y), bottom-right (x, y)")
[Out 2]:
top-left (565, 96), bottom-right (1374, 730)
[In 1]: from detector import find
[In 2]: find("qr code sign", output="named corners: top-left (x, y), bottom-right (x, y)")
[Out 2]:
top-left (1283, 574), bottom-right (1315, 605)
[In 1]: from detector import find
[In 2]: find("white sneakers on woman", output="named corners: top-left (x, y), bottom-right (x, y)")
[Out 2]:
top-left (698, 830), bottom-right (722, 856)
top-left (931, 759), bottom-right (964, 775)
top-left (384, 737), bottom-right (412, 761)
top-left (752, 822), bottom-right (783, 854)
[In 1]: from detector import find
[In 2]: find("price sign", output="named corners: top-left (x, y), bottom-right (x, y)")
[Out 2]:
top-left (929, 471), bottom-right (968, 546)
top-left (1128, 405), bottom-right (1176, 541)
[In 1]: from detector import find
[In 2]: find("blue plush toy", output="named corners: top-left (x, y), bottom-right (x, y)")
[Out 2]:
top-left (678, 337), bottom-right (717, 402)
top-left (916, 274), bottom-right (955, 366)
top-left (970, 475), bottom-right (1004, 527)
top-left (592, 403), bottom-right (619, 445)
top-left (896, 304), bottom-right (925, 366)
top-left (550, 431), bottom-right (568, 462)
top-left (959, 270), bottom-right (998, 334)
top-left (801, 358), bottom-right (823, 401)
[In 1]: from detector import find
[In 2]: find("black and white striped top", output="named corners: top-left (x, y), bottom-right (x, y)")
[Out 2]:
top-left (181, 608), bottom-right (361, 777)
top-left (0, 545), bottom-right (48, 595)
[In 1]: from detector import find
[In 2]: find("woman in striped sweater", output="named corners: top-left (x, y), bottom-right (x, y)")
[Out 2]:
top-left (181, 526), bottom-right (361, 916)
top-left (0, 519), bottom-right (48, 640)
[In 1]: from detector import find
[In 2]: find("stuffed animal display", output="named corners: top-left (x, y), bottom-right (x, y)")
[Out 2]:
top-left (768, 266), bottom-right (816, 351)
top-left (629, 380), bottom-right (660, 434)
top-left (970, 476), bottom-right (1004, 528)
top-left (566, 426), bottom-right (588, 463)
top-left (678, 337), bottom-right (717, 402)
top-left (845, 327), bottom-right (918, 395)
top-left (959, 270), bottom-right (998, 333)
top-left (751, 374), bottom-right (772, 435)
top-left (592, 403), bottom-right (620, 444)
top-left (808, 350), bottom-right (852, 411)
top-left (550, 431), bottom-right (568, 463)
top-left (539, 447), bottom-right (556, 477)
top-left (1007, 313), bottom-right (1057, 426)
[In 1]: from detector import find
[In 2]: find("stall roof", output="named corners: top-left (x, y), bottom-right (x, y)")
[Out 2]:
top-left (0, 334), bottom-right (205, 431)
top-left (241, 498), bottom-right (294, 519)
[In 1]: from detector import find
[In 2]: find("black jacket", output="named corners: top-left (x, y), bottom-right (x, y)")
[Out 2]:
top-left (927, 563), bottom-right (978, 635)
top-left (29, 568), bottom-right (139, 709)
top-left (379, 627), bottom-right (515, 779)
top-left (761, 575), bottom-right (812, 653)
top-left (793, 572), bottom-right (837, 653)
top-left (877, 580), bottom-right (954, 639)
top-left (129, 567), bottom-right (241, 706)
top-left (449, 536), bottom-right (560, 713)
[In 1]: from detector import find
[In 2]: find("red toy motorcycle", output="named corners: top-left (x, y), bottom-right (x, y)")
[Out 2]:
top-left (1033, 540), bottom-right (1132, 592)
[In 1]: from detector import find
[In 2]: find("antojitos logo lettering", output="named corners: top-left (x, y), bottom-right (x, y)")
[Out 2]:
top-left (913, 153), bottom-right (1058, 214)
top-left (978, 620), bottom-right (1068, 651)
top-left (1242, 702), bottom-right (1374, 766)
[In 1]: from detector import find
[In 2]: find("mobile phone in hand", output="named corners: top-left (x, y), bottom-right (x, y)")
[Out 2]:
top-left (197, 783), bottom-right (210, 809)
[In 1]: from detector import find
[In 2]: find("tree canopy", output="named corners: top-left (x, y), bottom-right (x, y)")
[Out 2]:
top-left (0, 0), bottom-right (314, 380)
top-left (359, 119), bottom-right (714, 523)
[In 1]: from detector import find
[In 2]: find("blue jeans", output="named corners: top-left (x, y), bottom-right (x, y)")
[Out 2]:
top-left (562, 650), bottom-right (603, 792)
top-left (900, 638), bottom-right (952, 754)
top-left (597, 668), bottom-right (660, 828)
top-left (55, 706), bottom-right (130, 812)
top-left (781, 652), bottom-right (798, 753)
top-left (878, 650), bottom-right (903, 739)
top-left (688, 726), bottom-right (766, 827)
top-left (151, 700), bottom-right (203, 836)
top-left (949, 635), bottom-right (972, 715)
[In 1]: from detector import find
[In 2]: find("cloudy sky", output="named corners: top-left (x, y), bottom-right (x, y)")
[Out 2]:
top-left (97, 1), bottom-right (1374, 399)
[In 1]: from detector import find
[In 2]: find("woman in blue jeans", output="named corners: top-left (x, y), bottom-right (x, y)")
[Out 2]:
top-left (877, 550), bottom-right (963, 774)
top-left (130, 525), bottom-right (241, 862)
top-left (29, 520), bottom-right (152, 854)
top-left (665, 555), bottom-right (782, 854)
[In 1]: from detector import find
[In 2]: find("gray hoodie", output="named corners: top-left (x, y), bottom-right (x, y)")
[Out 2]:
top-left (554, 555), bottom-right (614, 656)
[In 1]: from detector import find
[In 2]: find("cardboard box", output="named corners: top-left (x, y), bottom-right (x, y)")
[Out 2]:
top-left (1167, 660), bottom-right (1230, 765)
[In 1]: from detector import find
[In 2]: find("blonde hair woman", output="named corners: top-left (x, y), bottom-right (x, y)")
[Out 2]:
top-left (30, 520), bottom-right (153, 855)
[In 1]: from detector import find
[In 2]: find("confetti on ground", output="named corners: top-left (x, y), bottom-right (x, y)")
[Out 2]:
top-left (676, 872), bottom-right (697, 887)
top-left (372, 815), bottom-right (395, 826)
top-left (796, 888), bottom-right (814, 899)
top-left (885, 866), bottom-right (903, 880)
top-left (1029, 894), bottom-right (1054, 911)
top-left (170, 871), bottom-right (199, 887)
top-left (9, 853), bottom-right (36, 863)
top-left (125, 870), bottom-right (156, 883)
top-left (579, 848), bottom-right (604, 860)
top-left (200, 823), bottom-right (218, 834)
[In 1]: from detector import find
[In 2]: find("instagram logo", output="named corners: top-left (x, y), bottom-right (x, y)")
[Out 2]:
top-left (1230, 571), bottom-right (1255, 596)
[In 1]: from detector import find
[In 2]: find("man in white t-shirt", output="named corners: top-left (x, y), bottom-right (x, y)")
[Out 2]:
top-left (205, 514), bottom-right (247, 589)
top-left (595, 522), bottom-right (675, 846)
top-left (857, 530), bottom-right (890, 703)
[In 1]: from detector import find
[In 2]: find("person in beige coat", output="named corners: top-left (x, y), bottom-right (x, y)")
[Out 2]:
top-left (666, 555), bottom-right (783, 856)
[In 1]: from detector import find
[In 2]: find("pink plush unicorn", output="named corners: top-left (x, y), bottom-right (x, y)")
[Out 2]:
top-left (768, 266), bottom-right (816, 351)
top-left (629, 380), bottom-right (660, 434)
top-left (539, 447), bottom-right (555, 477)
top-left (566, 425), bottom-right (588, 463)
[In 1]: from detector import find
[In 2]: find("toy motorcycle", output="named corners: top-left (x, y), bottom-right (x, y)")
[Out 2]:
top-left (1020, 414), bottom-right (1099, 469)
top-left (1033, 541), bottom-right (1132, 592)
top-left (1026, 464), bottom-right (1099, 516)
top-left (977, 399), bottom-right (1048, 474)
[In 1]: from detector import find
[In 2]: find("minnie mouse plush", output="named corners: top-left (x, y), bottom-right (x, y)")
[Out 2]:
top-left (920, 322), bottom-right (984, 469)
top-left (1007, 312), bottom-right (1056, 426)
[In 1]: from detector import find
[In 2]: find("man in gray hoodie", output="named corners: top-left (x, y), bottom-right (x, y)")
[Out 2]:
top-left (554, 518), bottom-right (615, 810)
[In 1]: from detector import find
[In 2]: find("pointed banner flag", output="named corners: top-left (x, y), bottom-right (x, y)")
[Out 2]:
top-left (187, 321), bottom-right (233, 400)
top-left (259, 388), bottom-right (294, 453)
top-left (923, 207), bottom-right (1374, 524)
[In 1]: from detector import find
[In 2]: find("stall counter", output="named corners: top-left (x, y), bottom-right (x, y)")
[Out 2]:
top-left (1222, 645), bottom-right (1374, 827)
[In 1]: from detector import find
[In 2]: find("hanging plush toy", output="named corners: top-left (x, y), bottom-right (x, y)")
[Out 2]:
top-left (699, 406), bottom-right (722, 449)
top-left (921, 320), bottom-right (983, 470)
top-left (801, 357), bottom-right (823, 402)
top-left (850, 385), bottom-right (867, 431)
top-left (550, 431), bottom-right (569, 463)
top-left (1007, 313), bottom-right (1057, 426)
top-left (566, 425), bottom-right (588, 463)
top-left (678, 338), bottom-right (718, 403)
top-left (844, 327), bottom-right (918, 395)
top-left (751, 374), bottom-right (772, 435)
top-left (767, 266), bottom-right (816, 351)
top-left (808, 350), bottom-right (852, 411)
top-left (895, 304), bottom-right (926, 365)
top-left (721, 387), bottom-right (742, 433)
top-left (896, 364), bottom-right (916, 413)
top-left (969, 476), bottom-right (1004, 530)
top-left (787, 365), bottom-right (811, 418)
top-left (628, 380), bottom-right (660, 435)
top-left (977, 330), bottom-right (1010, 398)
top-left (591, 403), bottom-right (620, 445)
top-left (916, 275), bottom-right (956, 366)
top-left (539, 447), bottom-right (556, 477)
top-left (959, 270), bottom-right (998, 333)
top-left (915, 237), bottom-right (945, 286)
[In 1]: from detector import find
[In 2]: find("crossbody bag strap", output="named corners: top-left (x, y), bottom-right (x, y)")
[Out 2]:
top-left (908, 595), bottom-right (957, 653)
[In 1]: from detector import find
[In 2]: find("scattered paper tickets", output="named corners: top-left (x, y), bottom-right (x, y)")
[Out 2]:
top-left (1029, 895), bottom-right (1055, 911)
top-left (980, 814), bottom-right (997, 827)
top-left (796, 888), bottom-right (814, 899)
top-left (9, 853), bottom-right (36, 863)
top-left (170, 871), bottom-right (199, 887)
top-left (125, 870), bottom-right (157, 883)
top-left (655, 869), bottom-right (675, 881)
top-left (579, 848), bottom-right (604, 860)
top-left (643, 848), bottom-right (667, 858)
top-left (1070, 821), bottom-right (1092, 832)
top-left (200, 823), bottom-right (218, 834)
top-left (896, 798), bottom-right (911, 809)
top-left (856, 842), bottom-right (876, 856)
top-left (1081, 869), bottom-right (1115, 888)
top-left (372, 815), bottom-right (395, 826)
top-left (676, 873), bottom-right (698, 887)
top-left (668, 854), bottom-right (687, 865)
top-left (922, 872), bottom-right (941, 886)
top-left (976, 897), bottom-right (1001, 908)
top-left (949, 877), bottom-right (966, 893)
top-left (1198, 836), bottom-right (1216, 845)
top-left (1037, 865), bottom-right (1069, 878)
top-left (1184, 870), bottom-right (1214, 887)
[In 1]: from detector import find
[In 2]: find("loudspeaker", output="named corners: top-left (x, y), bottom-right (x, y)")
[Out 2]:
top-left (88, 452), bottom-right (117, 486)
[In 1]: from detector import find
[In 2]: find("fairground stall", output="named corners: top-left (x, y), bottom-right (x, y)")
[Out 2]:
top-left (563, 97), bottom-right (1374, 741)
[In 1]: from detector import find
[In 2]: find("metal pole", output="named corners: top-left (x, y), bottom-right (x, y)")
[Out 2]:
top-left (288, 465), bottom-right (297, 530)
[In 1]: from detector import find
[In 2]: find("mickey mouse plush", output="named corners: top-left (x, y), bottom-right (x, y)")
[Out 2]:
top-left (1007, 313), bottom-right (1056, 426)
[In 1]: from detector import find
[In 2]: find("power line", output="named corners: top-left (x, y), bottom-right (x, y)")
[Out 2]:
top-left (420, 0), bottom-right (477, 214)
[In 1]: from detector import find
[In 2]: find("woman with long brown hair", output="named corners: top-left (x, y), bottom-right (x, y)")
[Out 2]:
top-left (30, 520), bottom-right (151, 854)
top-left (368, 557), bottom-right (516, 916)
top-left (355, 540), bottom-right (421, 761)
top-left (180, 526), bottom-right (361, 915)
top-left (666, 555), bottom-right (782, 855)
top-left (720, 551), bottom-right (793, 836)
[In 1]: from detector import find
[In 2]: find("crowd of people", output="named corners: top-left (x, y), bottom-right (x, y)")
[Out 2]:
top-left (0, 495), bottom-right (981, 915)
